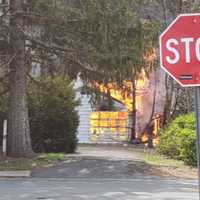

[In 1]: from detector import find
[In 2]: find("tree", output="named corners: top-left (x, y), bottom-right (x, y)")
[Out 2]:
top-left (27, 0), bottom-right (157, 140)
top-left (68, 0), bottom-right (158, 140)
top-left (158, 0), bottom-right (195, 123)
top-left (124, 19), bottom-right (158, 141)
top-left (7, 0), bottom-right (33, 156)
top-left (38, 0), bottom-right (159, 141)
top-left (0, 0), bottom-right (159, 155)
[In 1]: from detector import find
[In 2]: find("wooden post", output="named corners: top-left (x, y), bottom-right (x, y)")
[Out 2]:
top-left (2, 119), bottom-right (7, 156)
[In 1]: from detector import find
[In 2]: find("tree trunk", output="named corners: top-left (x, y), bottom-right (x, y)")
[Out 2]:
top-left (163, 75), bottom-right (175, 125)
top-left (7, 0), bottom-right (33, 157)
top-left (130, 76), bottom-right (136, 141)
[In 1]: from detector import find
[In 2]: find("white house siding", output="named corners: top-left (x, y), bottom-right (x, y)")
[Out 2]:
top-left (76, 92), bottom-right (92, 143)
top-left (74, 77), bottom-right (92, 143)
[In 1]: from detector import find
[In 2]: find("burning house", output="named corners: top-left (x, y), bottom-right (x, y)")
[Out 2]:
top-left (75, 67), bottom-right (166, 145)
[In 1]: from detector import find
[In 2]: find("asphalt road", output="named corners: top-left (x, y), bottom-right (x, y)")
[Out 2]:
top-left (0, 178), bottom-right (198, 200)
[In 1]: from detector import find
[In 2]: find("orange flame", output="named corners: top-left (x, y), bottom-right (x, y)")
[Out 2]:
top-left (93, 70), bottom-right (148, 111)
top-left (90, 49), bottom-right (159, 145)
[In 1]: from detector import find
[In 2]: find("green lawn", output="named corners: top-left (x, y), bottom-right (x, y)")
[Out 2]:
top-left (0, 153), bottom-right (65, 171)
top-left (136, 148), bottom-right (184, 167)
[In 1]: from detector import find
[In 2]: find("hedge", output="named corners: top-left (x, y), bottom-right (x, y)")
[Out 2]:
top-left (158, 114), bottom-right (197, 166)
top-left (28, 76), bottom-right (79, 153)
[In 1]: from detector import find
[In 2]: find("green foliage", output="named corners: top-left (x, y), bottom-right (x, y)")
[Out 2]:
top-left (28, 0), bottom-right (159, 84)
top-left (28, 76), bottom-right (79, 153)
top-left (158, 114), bottom-right (197, 166)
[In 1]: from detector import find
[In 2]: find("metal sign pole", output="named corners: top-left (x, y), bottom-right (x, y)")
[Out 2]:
top-left (195, 87), bottom-right (200, 199)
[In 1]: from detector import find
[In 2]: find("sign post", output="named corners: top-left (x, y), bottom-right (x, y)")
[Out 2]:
top-left (160, 13), bottom-right (200, 198)
top-left (195, 87), bottom-right (200, 199)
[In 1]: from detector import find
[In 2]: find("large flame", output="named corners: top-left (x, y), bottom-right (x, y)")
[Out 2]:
top-left (89, 49), bottom-right (160, 145)
top-left (93, 70), bottom-right (148, 111)
top-left (141, 115), bottom-right (161, 147)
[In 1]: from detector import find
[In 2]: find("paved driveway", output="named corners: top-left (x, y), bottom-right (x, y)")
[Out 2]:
top-left (32, 145), bottom-right (164, 178)
top-left (0, 144), bottom-right (199, 199)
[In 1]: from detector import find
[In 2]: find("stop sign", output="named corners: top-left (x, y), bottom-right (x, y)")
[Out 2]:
top-left (160, 14), bottom-right (200, 87)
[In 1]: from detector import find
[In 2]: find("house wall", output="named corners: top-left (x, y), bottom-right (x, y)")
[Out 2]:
top-left (76, 92), bottom-right (92, 143)
top-left (74, 77), bottom-right (92, 143)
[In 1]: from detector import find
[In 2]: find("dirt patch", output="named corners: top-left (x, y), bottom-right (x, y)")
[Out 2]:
top-left (127, 161), bottom-right (165, 177)
top-left (158, 165), bottom-right (197, 179)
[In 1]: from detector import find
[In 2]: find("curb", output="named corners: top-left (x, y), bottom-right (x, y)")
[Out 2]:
top-left (0, 171), bottom-right (31, 178)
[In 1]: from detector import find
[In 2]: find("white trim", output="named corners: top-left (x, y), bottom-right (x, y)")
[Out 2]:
top-left (159, 13), bottom-right (200, 87)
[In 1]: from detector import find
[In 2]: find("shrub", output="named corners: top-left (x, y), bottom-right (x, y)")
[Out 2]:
top-left (28, 76), bottom-right (79, 153)
top-left (158, 114), bottom-right (197, 166)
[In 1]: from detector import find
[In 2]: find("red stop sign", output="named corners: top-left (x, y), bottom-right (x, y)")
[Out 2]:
top-left (160, 14), bottom-right (200, 87)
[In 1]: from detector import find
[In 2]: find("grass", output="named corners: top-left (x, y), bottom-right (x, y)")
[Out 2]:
top-left (136, 148), bottom-right (185, 167)
top-left (134, 147), bottom-right (197, 179)
top-left (0, 153), bottom-right (65, 171)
